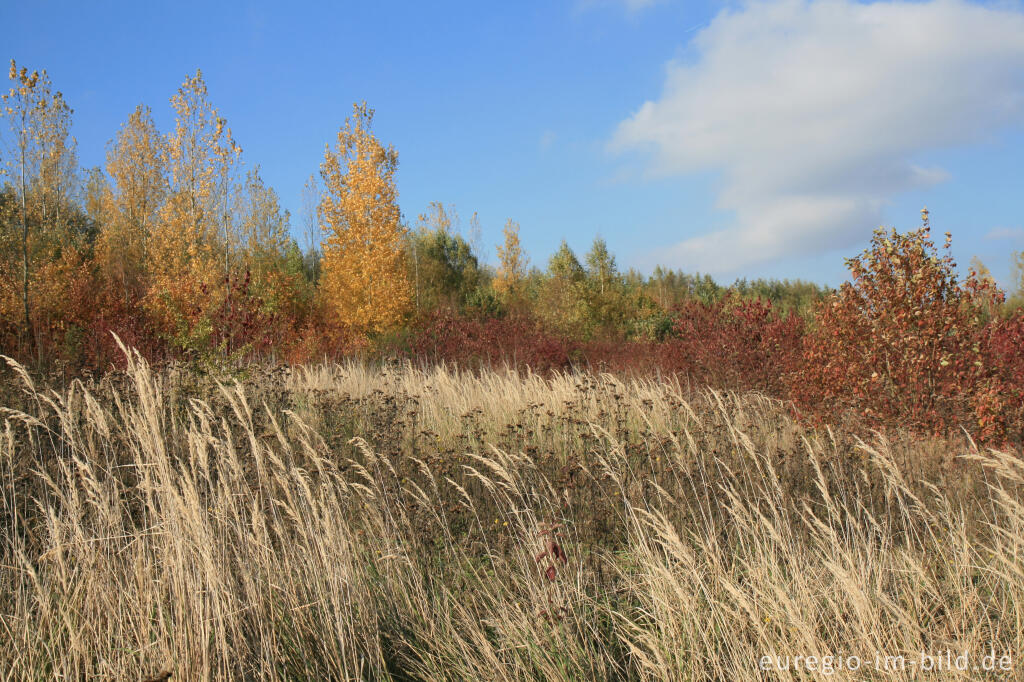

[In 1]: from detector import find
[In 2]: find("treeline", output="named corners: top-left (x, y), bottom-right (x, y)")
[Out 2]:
top-left (3, 61), bottom-right (1024, 444)
top-left (0, 61), bottom-right (826, 368)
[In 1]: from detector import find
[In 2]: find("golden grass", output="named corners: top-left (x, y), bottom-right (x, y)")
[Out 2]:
top-left (1, 348), bottom-right (1021, 680)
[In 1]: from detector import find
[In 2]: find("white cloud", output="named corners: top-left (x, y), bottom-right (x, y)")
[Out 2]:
top-left (611, 0), bottom-right (1024, 274)
top-left (986, 226), bottom-right (1024, 240)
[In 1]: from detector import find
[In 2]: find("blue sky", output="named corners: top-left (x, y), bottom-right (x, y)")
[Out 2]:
top-left (3, 0), bottom-right (1024, 287)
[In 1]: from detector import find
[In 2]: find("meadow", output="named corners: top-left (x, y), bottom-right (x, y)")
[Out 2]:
top-left (4, 19), bottom-right (1024, 682)
top-left (2, 346), bottom-right (1022, 681)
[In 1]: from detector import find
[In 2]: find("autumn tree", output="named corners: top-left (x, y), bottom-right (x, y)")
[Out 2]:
top-left (793, 209), bottom-right (1005, 438)
top-left (152, 71), bottom-right (239, 277)
top-left (149, 70), bottom-right (242, 349)
top-left (536, 240), bottom-right (591, 338)
top-left (318, 102), bottom-right (411, 335)
top-left (1, 60), bottom-right (47, 349)
top-left (970, 256), bottom-right (996, 290)
top-left (1, 60), bottom-right (86, 358)
top-left (585, 237), bottom-right (616, 295)
top-left (35, 87), bottom-right (77, 244)
top-left (97, 104), bottom-right (167, 304)
top-left (420, 200), bottom-right (454, 234)
top-left (239, 166), bottom-right (290, 261)
top-left (548, 240), bottom-right (585, 281)
top-left (494, 219), bottom-right (528, 297)
top-left (238, 166), bottom-right (309, 337)
top-left (583, 236), bottom-right (631, 335)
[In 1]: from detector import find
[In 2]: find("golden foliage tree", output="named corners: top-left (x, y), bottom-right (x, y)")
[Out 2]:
top-left (148, 70), bottom-right (241, 340)
top-left (152, 71), bottom-right (239, 277)
top-left (2, 60), bottom-right (79, 353)
top-left (494, 218), bottom-right (528, 296)
top-left (240, 166), bottom-right (290, 261)
top-left (97, 104), bottom-right (167, 303)
top-left (2, 60), bottom-right (47, 347)
top-left (318, 102), bottom-right (411, 334)
top-left (36, 88), bottom-right (76, 242)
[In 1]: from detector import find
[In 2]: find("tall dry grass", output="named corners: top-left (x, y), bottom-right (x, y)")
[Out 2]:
top-left (1, 348), bottom-right (1022, 680)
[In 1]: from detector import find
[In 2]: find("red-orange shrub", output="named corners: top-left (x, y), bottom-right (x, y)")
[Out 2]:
top-left (576, 338), bottom-right (666, 376)
top-left (793, 219), bottom-right (1010, 441)
top-left (408, 308), bottom-right (572, 373)
top-left (662, 295), bottom-right (805, 394)
top-left (973, 311), bottom-right (1024, 443)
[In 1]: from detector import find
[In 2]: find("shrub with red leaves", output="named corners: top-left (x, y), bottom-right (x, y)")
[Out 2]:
top-left (199, 269), bottom-right (285, 363)
top-left (973, 311), bottom-right (1024, 444)
top-left (792, 216), bottom-right (1014, 443)
top-left (82, 283), bottom-right (168, 370)
top-left (408, 308), bottom-right (573, 373)
top-left (659, 295), bottom-right (805, 395)
top-left (576, 338), bottom-right (666, 376)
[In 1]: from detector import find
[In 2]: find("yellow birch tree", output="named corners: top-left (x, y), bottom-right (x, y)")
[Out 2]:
top-left (36, 88), bottom-right (76, 245)
top-left (148, 70), bottom-right (240, 341)
top-left (1, 60), bottom-right (46, 348)
top-left (494, 218), bottom-right (528, 296)
top-left (2, 60), bottom-right (81, 352)
top-left (318, 102), bottom-right (411, 334)
top-left (97, 104), bottom-right (166, 303)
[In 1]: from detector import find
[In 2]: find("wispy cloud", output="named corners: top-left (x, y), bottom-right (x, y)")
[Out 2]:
top-left (611, 0), bottom-right (1024, 275)
top-left (539, 130), bottom-right (557, 151)
top-left (576, 0), bottom-right (664, 15)
top-left (622, 0), bottom-right (662, 10)
top-left (986, 226), bottom-right (1024, 241)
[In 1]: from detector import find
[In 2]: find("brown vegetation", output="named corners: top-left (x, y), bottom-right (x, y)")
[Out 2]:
top-left (1, 349), bottom-right (1021, 680)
